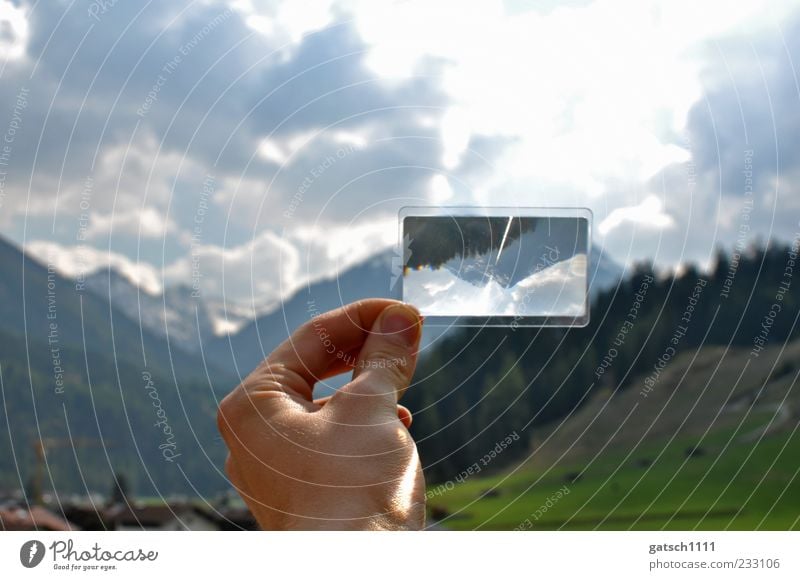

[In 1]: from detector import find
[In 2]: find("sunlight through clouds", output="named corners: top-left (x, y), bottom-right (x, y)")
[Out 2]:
top-left (3, 0), bottom-right (799, 327)
top-left (0, 0), bottom-right (28, 61)
top-left (598, 195), bottom-right (675, 236)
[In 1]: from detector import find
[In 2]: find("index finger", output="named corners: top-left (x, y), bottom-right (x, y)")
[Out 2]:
top-left (266, 298), bottom-right (402, 388)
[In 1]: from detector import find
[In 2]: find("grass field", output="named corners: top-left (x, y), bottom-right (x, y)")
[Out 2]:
top-left (428, 426), bottom-right (800, 530)
top-left (427, 343), bottom-right (800, 530)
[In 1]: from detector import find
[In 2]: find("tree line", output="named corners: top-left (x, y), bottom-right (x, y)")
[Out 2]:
top-left (406, 242), bottom-right (800, 483)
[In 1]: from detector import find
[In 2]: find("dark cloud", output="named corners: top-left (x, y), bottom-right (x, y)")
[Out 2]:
top-left (643, 13), bottom-right (800, 267)
top-left (0, 1), bottom-right (464, 246)
top-left (0, 0), bottom-right (517, 315)
top-left (8, 0), bottom-right (798, 310)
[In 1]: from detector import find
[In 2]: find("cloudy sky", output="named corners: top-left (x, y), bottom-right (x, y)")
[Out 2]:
top-left (0, 0), bottom-right (799, 330)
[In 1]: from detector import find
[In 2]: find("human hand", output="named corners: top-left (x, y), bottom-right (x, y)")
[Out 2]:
top-left (217, 299), bottom-right (425, 530)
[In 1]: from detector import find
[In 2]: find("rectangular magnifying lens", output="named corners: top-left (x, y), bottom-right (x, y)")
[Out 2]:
top-left (398, 207), bottom-right (591, 327)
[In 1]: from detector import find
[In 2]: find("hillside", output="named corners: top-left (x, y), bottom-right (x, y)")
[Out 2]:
top-left (425, 339), bottom-right (800, 530)
top-left (405, 244), bottom-right (800, 485)
top-left (0, 236), bottom-right (234, 497)
top-left (0, 237), bottom-right (619, 497)
top-left (0, 236), bottom-right (222, 382)
top-left (0, 327), bottom-right (228, 497)
top-left (83, 267), bottom-right (217, 355)
top-left (526, 340), bottom-right (800, 469)
top-left (206, 251), bottom-right (397, 377)
top-left (208, 244), bottom-right (623, 380)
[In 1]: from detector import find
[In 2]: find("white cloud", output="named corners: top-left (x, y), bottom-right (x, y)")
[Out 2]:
top-left (277, 0), bottom-right (335, 42)
top-left (258, 138), bottom-right (288, 165)
top-left (356, 0), bottom-right (506, 79)
top-left (87, 207), bottom-right (179, 240)
top-left (263, 132), bottom-right (306, 165)
top-left (257, 129), bottom-right (365, 166)
top-left (165, 229), bottom-right (296, 315)
top-left (16, 129), bottom-right (207, 222)
top-left (440, 106), bottom-right (471, 170)
top-left (233, 0), bottom-right (335, 42)
top-left (5, 0), bottom-right (800, 326)
top-left (351, 0), bottom-right (795, 206)
top-left (598, 195), bottom-right (674, 235)
top-left (428, 174), bottom-right (454, 204)
top-left (164, 217), bottom-right (396, 318)
top-left (405, 253), bottom-right (587, 317)
top-left (287, 217), bottom-right (396, 283)
top-left (331, 129), bottom-right (367, 148)
top-left (25, 241), bottom-right (163, 294)
top-left (0, 0), bottom-right (28, 61)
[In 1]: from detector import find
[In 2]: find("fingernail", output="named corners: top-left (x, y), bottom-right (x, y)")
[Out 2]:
top-left (380, 304), bottom-right (422, 346)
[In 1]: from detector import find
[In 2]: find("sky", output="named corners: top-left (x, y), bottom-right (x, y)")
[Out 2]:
top-left (0, 0), bottom-right (799, 331)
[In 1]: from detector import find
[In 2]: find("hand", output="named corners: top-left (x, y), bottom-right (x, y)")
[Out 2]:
top-left (217, 299), bottom-right (426, 530)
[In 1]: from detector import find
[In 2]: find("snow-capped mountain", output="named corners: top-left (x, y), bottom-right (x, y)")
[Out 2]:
top-left (79, 244), bottom-right (625, 374)
top-left (83, 267), bottom-right (217, 354)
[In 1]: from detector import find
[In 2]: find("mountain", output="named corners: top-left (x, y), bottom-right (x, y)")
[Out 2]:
top-left (0, 235), bottom-right (623, 498)
top-left (206, 250), bottom-right (400, 383)
top-left (424, 338), bottom-right (800, 530)
top-left (0, 236), bottom-right (231, 497)
top-left (432, 216), bottom-right (589, 288)
top-left (524, 340), bottom-right (800, 472)
top-left (0, 237), bottom-right (220, 381)
top-left (79, 242), bottom-right (623, 370)
top-left (588, 245), bottom-right (625, 296)
top-left (0, 325), bottom-right (228, 497)
top-left (83, 268), bottom-right (217, 355)
top-left (0, 230), bottom-right (623, 498)
top-left (406, 254), bottom-right (588, 317)
top-left (206, 245), bottom-right (624, 382)
top-left (3, 235), bottom-right (796, 515)
top-left (404, 242), bottom-right (800, 502)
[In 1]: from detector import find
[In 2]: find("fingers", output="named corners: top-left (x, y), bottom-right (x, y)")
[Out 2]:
top-left (317, 346), bottom-right (362, 380)
top-left (220, 300), bottom-right (404, 430)
top-left (314, 396), bottom-right (414, 428)
top-left (265, 299), bottom-right (400, 389)
top-left (328, 303), bottom-right (423, 419)
top-left (351, 303), bottom-right (422, 400)
top-left (396, 404), bottom-right (413, 429)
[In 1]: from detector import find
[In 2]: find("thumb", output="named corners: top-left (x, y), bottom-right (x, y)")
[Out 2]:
top-left (329, 303), bottom-right (423, 420)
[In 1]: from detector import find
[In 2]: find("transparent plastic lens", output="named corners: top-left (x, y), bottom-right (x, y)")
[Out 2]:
top-left (398, 207), bottom-right (592, 327)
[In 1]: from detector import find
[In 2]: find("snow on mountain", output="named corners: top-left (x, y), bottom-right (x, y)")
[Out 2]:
top-left (80, 243), bottom-right (624, 369)
top-left (83, 267), bottom-right (216, 354)
top-left (407, 254), bottom-right (588, 317)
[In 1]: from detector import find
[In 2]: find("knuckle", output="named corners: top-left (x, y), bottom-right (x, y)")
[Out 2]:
top-left (364, 356), bottom-right (409, 384)
top-left (362, 347), bottom-right (410, 372)
top-left (216, 390), bottom-right (245, 438)
top-left (250, 362), bottom-right (313, 398)
top-left (342, 375), bottom-right (392, 401)
top-left (384, 357), bottom-right (410, 384)
top-left (223, 455), bottom-right (245, 490)
top-left (342, 375), bottom-right (382, 397)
